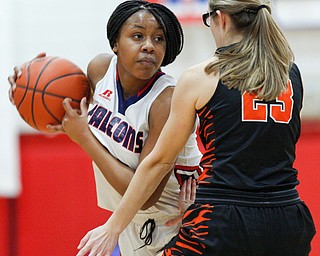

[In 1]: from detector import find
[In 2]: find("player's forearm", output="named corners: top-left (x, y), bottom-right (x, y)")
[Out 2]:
top-left (80, 131), bottom-right (133, 196)
top-left (107, 155), bottom-right (174, 233)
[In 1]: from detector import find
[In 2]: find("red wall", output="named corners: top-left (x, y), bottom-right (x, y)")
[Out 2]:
top-left (1, 134), bottom-right (112, 256)
top-left (0, 120), bottom-right (319, 255)
top-left (0, 199), bottom-right (9, 256)
top-left (295, 122), bottom-right (320, 255)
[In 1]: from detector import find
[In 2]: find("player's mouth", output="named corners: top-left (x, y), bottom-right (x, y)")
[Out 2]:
top-left (138, 57), bottom-right (156, 66)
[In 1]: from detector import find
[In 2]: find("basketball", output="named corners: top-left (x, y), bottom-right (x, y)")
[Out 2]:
top-left (13, 56), bottom-right (90, 132)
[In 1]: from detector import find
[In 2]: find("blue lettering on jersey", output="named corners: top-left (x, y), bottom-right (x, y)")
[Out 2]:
top-left (88, 104), bottom-right (143, 153)
top-left (113, 121), bottom-right (128, 143)
top-left (123, 126), bottom-right (136, 151)
top-left (135, 132), bottom-right (143, 154)
top-left (107, 117), bottom-right (121, 137)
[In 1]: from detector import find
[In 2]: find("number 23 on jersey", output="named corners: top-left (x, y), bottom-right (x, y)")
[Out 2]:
top-left (242, 80), bottom-right (294, 124)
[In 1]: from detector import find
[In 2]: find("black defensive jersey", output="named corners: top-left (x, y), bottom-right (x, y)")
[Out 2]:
top-left (196, 63), bottom-right (303, 196)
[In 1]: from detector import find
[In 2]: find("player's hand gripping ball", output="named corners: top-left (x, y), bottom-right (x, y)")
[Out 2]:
top-left (13, 56), bottom-right (90, 132)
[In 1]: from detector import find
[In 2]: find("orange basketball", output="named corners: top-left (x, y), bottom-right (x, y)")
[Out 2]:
top-left (13, 56), bottom-right (90, 132)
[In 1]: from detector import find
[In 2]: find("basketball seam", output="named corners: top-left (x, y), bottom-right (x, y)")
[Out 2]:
top-left (31, 57), bottom-right (59, 130)
top-left (16, 62), bottom-right (33, 126)
top-left (42, 72), bottom-right (86, 123)
top-left (16, 62), bottom-right (31, 109)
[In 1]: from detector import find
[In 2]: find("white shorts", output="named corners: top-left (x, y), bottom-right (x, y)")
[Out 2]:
top-left (118, 212), bottom-right (181, 256)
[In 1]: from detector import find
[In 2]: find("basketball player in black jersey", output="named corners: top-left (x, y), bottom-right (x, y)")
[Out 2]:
top-left (16, 0), bottom-right (314, 255)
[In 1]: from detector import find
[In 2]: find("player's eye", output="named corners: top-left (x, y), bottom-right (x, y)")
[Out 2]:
top-left (133, 33), bottom-right (143, 40)
top-left (154, 35), bottom-right (164, 42)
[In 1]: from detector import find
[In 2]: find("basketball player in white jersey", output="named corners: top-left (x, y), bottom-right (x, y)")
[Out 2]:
top-left (7, 1), bottom-right (202, 255)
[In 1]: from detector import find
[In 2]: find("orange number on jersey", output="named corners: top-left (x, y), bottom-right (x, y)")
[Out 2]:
top-left (242, 80), bottom-right (294, 123)
top-left (242, 93), bottom-right (268, 122)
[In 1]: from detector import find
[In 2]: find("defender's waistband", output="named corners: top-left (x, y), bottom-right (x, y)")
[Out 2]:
top-left (195, 187), bottom-right (301, 207)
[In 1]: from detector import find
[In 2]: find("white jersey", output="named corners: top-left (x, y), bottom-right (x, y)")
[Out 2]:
top-left (88, 55), bottom-right (202, 223)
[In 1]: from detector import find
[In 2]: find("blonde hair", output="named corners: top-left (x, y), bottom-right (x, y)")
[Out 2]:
top-left (205, 0), bottom-right (294, 101)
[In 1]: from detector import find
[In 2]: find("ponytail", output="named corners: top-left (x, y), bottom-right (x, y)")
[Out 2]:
top-left (205, 0), bottom-right (294, 101)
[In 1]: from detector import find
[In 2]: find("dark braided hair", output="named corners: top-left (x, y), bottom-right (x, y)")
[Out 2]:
top-left (107, 0), bottom-right (184, 66)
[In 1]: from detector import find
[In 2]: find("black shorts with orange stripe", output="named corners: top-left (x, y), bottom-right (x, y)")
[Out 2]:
top-left (161, 202), bottom-right (315, 256)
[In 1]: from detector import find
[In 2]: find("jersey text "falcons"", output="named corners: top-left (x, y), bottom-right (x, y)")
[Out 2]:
top-left (88, 105), bottom-right (143, 153)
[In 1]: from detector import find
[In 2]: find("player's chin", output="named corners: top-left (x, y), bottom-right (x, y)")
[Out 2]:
top-left (136, 66), bottom-right (160, 80)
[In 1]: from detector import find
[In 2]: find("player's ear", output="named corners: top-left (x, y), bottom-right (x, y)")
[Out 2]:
top-left (216, 10), bottom-right (228, 30)
top-left (113, 41), bottom-right (118, 53)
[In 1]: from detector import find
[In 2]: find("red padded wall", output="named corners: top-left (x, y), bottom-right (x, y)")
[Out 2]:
top-left (18, 134), bottom-right (111, 255)
top-left (0, 199), bottom-right (9, 256)
top-left (295, 122), bottom-right (320, 255)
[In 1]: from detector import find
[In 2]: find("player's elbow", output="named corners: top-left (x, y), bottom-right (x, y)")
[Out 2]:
top-left (141, 189), bottom-right (163, 210)
top-left (141, 200), bottom-right (156, 210)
